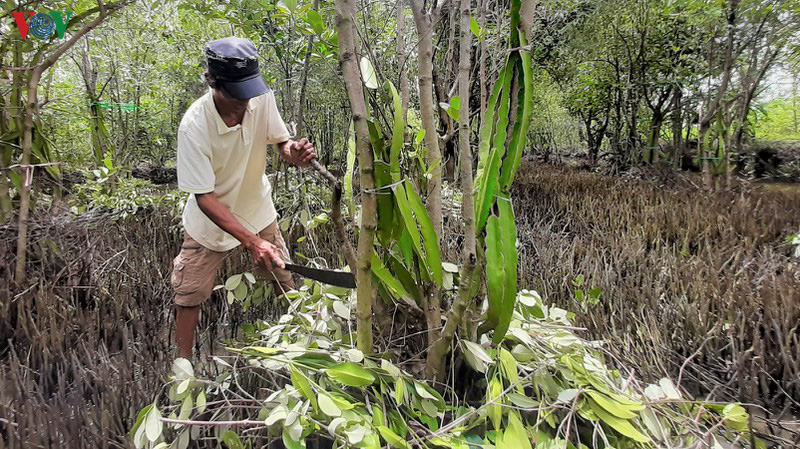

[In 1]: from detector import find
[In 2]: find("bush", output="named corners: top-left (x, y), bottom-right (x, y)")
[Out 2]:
top-left (134, 282), bottom-right (757, 449)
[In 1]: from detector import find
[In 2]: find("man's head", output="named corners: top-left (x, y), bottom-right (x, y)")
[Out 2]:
top-left (204, 37), bottom-right (269, 101)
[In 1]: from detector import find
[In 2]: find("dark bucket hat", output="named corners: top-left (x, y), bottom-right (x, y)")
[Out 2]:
top-left (205, 37), bottom-right (269, 100)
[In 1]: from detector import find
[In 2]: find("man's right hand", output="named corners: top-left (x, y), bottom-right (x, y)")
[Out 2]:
top-left (247, 237), bottom-right (285, 271)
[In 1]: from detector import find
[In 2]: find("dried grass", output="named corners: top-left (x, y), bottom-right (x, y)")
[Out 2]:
top-left (0, 209), bottom-right (281, 448)
top-left (510, 163), bottom-right (800, 418)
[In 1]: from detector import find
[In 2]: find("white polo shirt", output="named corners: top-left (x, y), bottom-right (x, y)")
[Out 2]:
top-left (176, 90), bottom-right (291, 252)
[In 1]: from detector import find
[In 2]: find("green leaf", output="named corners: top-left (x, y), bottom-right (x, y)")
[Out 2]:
top-left (282, 426), bottom-right (306, 449)
top-left (404, 180), bottom-right (443, 286)
top-left (378, 425), bottom-right (411, 449)
top-left (242, 346), bottom-right (282, 357)
top-left (658, 377), bottom-right (681, 399)
top-left (498, 348), bottom-right (520, 390)
top-left (306, 10), bottom-right (324, 34)
top-left (318, 393), bottom-right (342, 417)
top-left (360, 57), bottom-right (379, 89)
top-left (196, 390), bottom-right (206, 414)
top-left (233, 281), bottom-right (247, 301)
top-left (129, 404), bottom-right (152, 441)
top-left (386, 81), bottom-right (404, 183)
top-left (221, 431), bottom-right (245, 449)
top-left (144, 404), bottom-right (162, 442)
top-left (462, 340), bottom-right (492, 373)
top-left (485, 215), bottom-right (505, 329)
top-left (394, 378), bottom-right (406, 404)
top-left (447, 96), bottom-right (461, 121)
top-left (280, 0), bottom-right (297, 12)
top-left (507, 393), bottom-right (537, 408)
top-left (176, 378), bottom-right (191, 396)
top-left (290, 366), bottom-right (317, 410)
top-left (442, 262), bottom-right (459, 273)
top-left (499, 34), bottom-right (533, 191)
top-left (501, 413), bottom-right (532, 449)
top-left (172, 357), bottom-right (194, 380)
top-left (344, 120), bottom-right (357, 216)
top-left (470, 16), bottom-right (484, 41)
top-left (585, 390), bottom-right (637, 419)
top-left (178, 396), bottom-right (193, 420)
top-left (475, 65), bottom-right (506, 180)
top-left (326, 362), bottom-right (375, 387)
top-left (372, 252), bottom-right (412, 301)
top-left (225, 274), bottom-right (242, 291)
top-left (588, 398), bottom-right (651, 443)
top-left (493, 198), bottom-right (517, 344)
top-left (487, 376), bottom-right (503, 430)
top-left (476, 149), bottom-right (502, 234)
top-left (393, 184), bottom-right (428, 274)
top-left (415, 128), bottom-right (426, 145)
top-left (374, 161), bottom-right (396, 246)
top-left (333, 300), bottom-right (351, 320)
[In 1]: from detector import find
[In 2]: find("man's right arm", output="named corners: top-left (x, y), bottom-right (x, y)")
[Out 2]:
top-left (195, 192), bottom-right (285, 270)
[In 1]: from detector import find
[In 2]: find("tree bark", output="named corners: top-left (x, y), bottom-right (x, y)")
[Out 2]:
top-left (409, 0), bottom-right (444, 346)
top-left (396, 0), bottom-right (410, 120)
top-left (671, 88), bottom-right (683, 167)
top-left (335, 0), bottom-right (377, 353)
top-left (478, 0), bottom-right (487, 128)
top-left (426, 0), bottom-right (473, 382)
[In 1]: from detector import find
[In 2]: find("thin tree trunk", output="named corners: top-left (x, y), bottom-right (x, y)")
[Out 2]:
top-left (79, 38), bottom-right (108, 165)
top-left (409, 0), bottom-right (443, 346)
top-left (335, 0), bottom-right (377, 353)
top-left (14, 68), bottom-right (41, 283)
top-left (426, 0), bottom-right (473, 381)
top-left (478, 0), bottom-right (487, 127)
top-left (295, 0), bottom-right (321, 138)
top-left (647, 111), bottom-right (663, 156)
top-left (671, 89), bottom-right (683, 167)
top-left (396, 0), bottom-right (409, 120)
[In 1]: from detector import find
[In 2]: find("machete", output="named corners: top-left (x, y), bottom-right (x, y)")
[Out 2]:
top-left (283, 263), bottom-right (356, 288)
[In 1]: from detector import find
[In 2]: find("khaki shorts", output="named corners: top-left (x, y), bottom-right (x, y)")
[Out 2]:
top-left (171, 221), bottom-right (294, 307)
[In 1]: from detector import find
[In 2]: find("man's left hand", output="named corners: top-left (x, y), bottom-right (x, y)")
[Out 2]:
top-left (288, 138), bottom-right (316, 168)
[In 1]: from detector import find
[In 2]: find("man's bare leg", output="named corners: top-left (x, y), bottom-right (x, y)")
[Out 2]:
top-left (176, 305), bottom-right (200, 359)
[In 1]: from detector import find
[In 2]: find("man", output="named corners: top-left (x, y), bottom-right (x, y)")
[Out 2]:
top-left (171, 37), bottom-right (316, 360)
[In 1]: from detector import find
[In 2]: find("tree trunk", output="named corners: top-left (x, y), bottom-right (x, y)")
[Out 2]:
top-left (409, 0), bottom-right (443, 346)
top-left (646, 110), bottom-right (663, 161)
top-left (14, 68), bottom-right (42, 284)
top-left (586, 118), bottom-right (597, 166)
top-left (295, 0), bottom-right (321, 138)
top-left (79, 38), bottom-right (108, 165)
top-left (699, 121), bottom-right (712, 189)
top-left (396, 0), bottom-right (409, 120)
top-left (478, 0), bottom-right (487, 128)
top-left (426, 0), bottom-right (474, 382)
top-left (335, 0), bottom-right (377, 353)
top-left (671, 89), bottom-right (683, 167)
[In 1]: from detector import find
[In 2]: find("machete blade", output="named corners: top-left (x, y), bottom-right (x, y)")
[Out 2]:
top-left (283, 263), bottom-right (356, 288)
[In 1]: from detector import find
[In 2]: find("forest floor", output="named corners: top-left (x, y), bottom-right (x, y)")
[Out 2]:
top-left (1, 160), bottom-right (799, 447)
